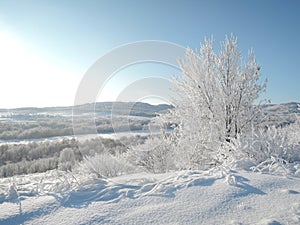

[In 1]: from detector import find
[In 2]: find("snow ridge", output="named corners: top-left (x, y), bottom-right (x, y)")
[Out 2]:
top-left (0, 168), bottom-right (299, 224)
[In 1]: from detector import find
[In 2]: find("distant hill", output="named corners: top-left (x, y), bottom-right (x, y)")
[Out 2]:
top-left (263, 102), bottom-right (300, 126)
top-left (76, 102), bottom-right (173, 117)
top-left (0, 102), bottom-right (174, 120)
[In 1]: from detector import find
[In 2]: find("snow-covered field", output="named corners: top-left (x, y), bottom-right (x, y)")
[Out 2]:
top-left (0, 168), bottom-right (299, 225)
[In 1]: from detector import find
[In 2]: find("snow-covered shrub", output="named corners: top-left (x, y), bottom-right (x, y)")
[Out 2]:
top-left (243, 124), bottom-right (300, 163)
top-left (58, 148), bottom-right (76, 171)
top-left (171, 125), bottom-right (222, 170)
top-left (250, 156), bottom-right (300, 177)
top-left (128, 136), bottom-right (174, 173)
top-left (215, 137), bottom-right (248, 166)
top-left (286, 117), bottom-right (300, 145)
top-left (78, 153), bottom-right (133, 178)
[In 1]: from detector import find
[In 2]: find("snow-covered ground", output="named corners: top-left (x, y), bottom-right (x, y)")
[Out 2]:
top-left (0, 168), bottom-right (299, 225)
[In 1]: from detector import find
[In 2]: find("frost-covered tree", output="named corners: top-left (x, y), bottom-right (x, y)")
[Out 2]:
top-left (177, 35), bottom-right (267, 141)
top-left (160, 35), bottom-right (267, 168)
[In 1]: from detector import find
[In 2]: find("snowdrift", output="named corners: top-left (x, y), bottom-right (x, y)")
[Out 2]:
top-left (0, 168), bottom-right (299, 225)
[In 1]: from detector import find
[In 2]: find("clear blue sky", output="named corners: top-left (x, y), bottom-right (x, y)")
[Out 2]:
top-left (0, 0), bottom-right (299, 108)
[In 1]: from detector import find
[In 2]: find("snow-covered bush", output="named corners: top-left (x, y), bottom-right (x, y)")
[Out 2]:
top-left (128, 136), bottom-right (174, 173)
top-left (171, 121), bottom-right (222, 169)
top-left (78, 153), bottom-right (133, 178)
top-left (242, 123), bottom-right (300, 163)
top-left (58, 148), bottom-right (76, 171)
top-left (250, 156), bottom-right (300, 177)
top-left (286, 117), bottom-right (300, 145)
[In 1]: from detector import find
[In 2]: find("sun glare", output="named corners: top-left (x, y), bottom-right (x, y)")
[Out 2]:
top-left (0, 31), bottom-right (80, 108)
